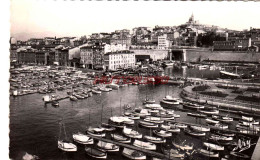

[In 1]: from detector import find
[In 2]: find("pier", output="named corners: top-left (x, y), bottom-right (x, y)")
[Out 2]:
top-left (87, 134), bottom-right (178, 160)
top-left (165, 120), bottom-right (260, 137)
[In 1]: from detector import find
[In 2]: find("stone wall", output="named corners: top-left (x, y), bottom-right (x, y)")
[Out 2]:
top-left (130, 49), bottom-right (168, 61)
top-left (185, 49), bottom-right (260, 63)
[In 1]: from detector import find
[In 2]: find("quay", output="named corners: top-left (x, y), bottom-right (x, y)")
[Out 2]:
top-left (87, 134), bottom-right (178, 160)
top-left (165, 120), bottom-right (260, 137)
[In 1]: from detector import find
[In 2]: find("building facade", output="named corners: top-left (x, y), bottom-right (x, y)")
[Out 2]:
top-left (104, 51), bottom-right (135, 71)
top-left (158, 34), bottom-right (169, 50)
top-left (80, 46), bottom-right (94, 69)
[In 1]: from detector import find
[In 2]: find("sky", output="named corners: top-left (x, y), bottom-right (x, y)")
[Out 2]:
top-left (10, 0), bottom-right (260, 40)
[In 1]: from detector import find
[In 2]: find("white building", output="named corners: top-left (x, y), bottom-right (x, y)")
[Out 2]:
top-left (104, 44), bottom-right (127, 53)
top-left (104, 51), bottom-right (135, 71)
top-left (158, 34), bottom-right (169, 50)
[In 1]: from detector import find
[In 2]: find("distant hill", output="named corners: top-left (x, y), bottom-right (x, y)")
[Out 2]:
top-left (11, 31), bottom-right (67, 41)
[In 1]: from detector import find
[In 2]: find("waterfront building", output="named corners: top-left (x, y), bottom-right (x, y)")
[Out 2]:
top-left (158, 34), bottom-right (170, 50)
top-left (213, 41), bottom-right (236, 51)
top-left (80, 46), bottom-right (94, 69)
top-left (104, 50), bottom-right (135, 71)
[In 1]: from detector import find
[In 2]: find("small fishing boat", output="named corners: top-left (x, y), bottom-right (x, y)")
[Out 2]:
top-left (87, 127), bottom-right (106, 137)
top-left (153, 130), bottom-right (172, 137)
top-left (209, 124), bottom-right (229, 130)
top-left (172, 141), bottom-right (193, 151)
top-left (203, 142), bottom-right (224, 150)
top-left (205, 118), bottom-right (219, 124)
top-left (123, 127), bottom-right (142, 139)
top-left (242, 116), bottom-right (253, 122)
top-left (143, 135), bottom-right (166, 144)
top-left (97, 140), bottom-right (119, 152)
top-left (161, 148), bottom-right (185, 158)
top-left (144, 99), bottom-right (156, 104)
top-left (133, 140), bottom-right (156, 150)
top-left (160, 100), bottom-right (179, 105)
top-left (85, 146), bottom-right (107, 159)
top-left (99, 87), bottom-right (110, 92)
top-left (92, 89), bottom-right (102, 94)
top-left (111, 133), bottom-right (131, 143)
top-left (144, 104), bottom-right (162, 110)
top-left (99, 123), bottom-right (116, 131)
top-left (184, 129), bottom-right (206, 137)
top-left (69, 95), bottom-right (77, 101)
top-left (161, 124), bottom-right (181, 133)
top-left (139, 121), bottom-right (158, 128)
top-left (200, 109), bottom-right (219, 115)
top-left (190, 125), bottom-right (210, 132)
top-left (230, 151), bottom-right (250, 159)
top-left (216, 131), bottom-right (235, 137)
top-left (73, 132), bottom-right (93, 145)
top-left (52, 100), bottom-right (59, 107)
top-left (58, 140), bottom-right (77, 152)
top-left (212, 115), bottom-right (233, 123)
top-left (22, 152), bottom-right (39, 160)
top-left (198, 149), bottom-right (219, 158)
top-left (74, 94), bottom-right (84, 99)
top-left (169, 122), bottom-right (188, 129)
top-left (144, 117), bottom-right (164, 124)
top-left (187, 113), bottom-right (207, 118)
top-left (209, 134), bottom-right (233, 141)
top-left (109, 117), bottom-right (125, 128)
top-left (241, 120), bottom-right (259, 126)
top-left (183, 103), bottom-right (204, 110)
top-left (122, 148), bottom-right (146, 160)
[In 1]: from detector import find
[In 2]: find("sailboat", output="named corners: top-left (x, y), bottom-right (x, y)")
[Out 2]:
top-left (58, 122), bottom-right (77, 152)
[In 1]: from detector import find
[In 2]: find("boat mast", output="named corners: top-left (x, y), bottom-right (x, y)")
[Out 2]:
top-left (101, 104), bottom-right (103, 124)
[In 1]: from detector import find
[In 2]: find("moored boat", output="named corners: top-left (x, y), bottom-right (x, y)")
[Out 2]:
top-left (133, 139), bottom-right (156, 150)
top-left (172, 141), bottom-right (193, 151)
top-left (87, 127), bottom-right (106, 137)
top-left (72, 132), bottom-right (93, 145)
top-left (153, 130), bottom-right (172, 137)
top-left (203, 142), bottom-right (224, 151)
top-left (190, 125), bottom-right (210, 132)
top-left (198, 149), bottom-right (219, 158)
top-left (122, 148), bottom-right (146, 160)
top-left (111, 133), bottom-right (131, 143)
top-left (139, 121), bottom-right (158, 128)
top-left (184, 129), bottom-right (206, 137)
top-left (123, 127), bottom-right (142, 139)
top-left (85, 146), bottom-right (107, 159)
top-left (97, 140), bottom-right (119, 152)
top-left (58, 140), bottom-right (77, 152)
top-left (144, 135), bottom-right (166, 144)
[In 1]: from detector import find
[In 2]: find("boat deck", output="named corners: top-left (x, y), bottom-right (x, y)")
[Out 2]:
top-left (87, 134), bottom-right (179, 160)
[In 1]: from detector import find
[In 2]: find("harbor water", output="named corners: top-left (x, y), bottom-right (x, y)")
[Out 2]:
top-left (9, 68), bottom-right (258, 160)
